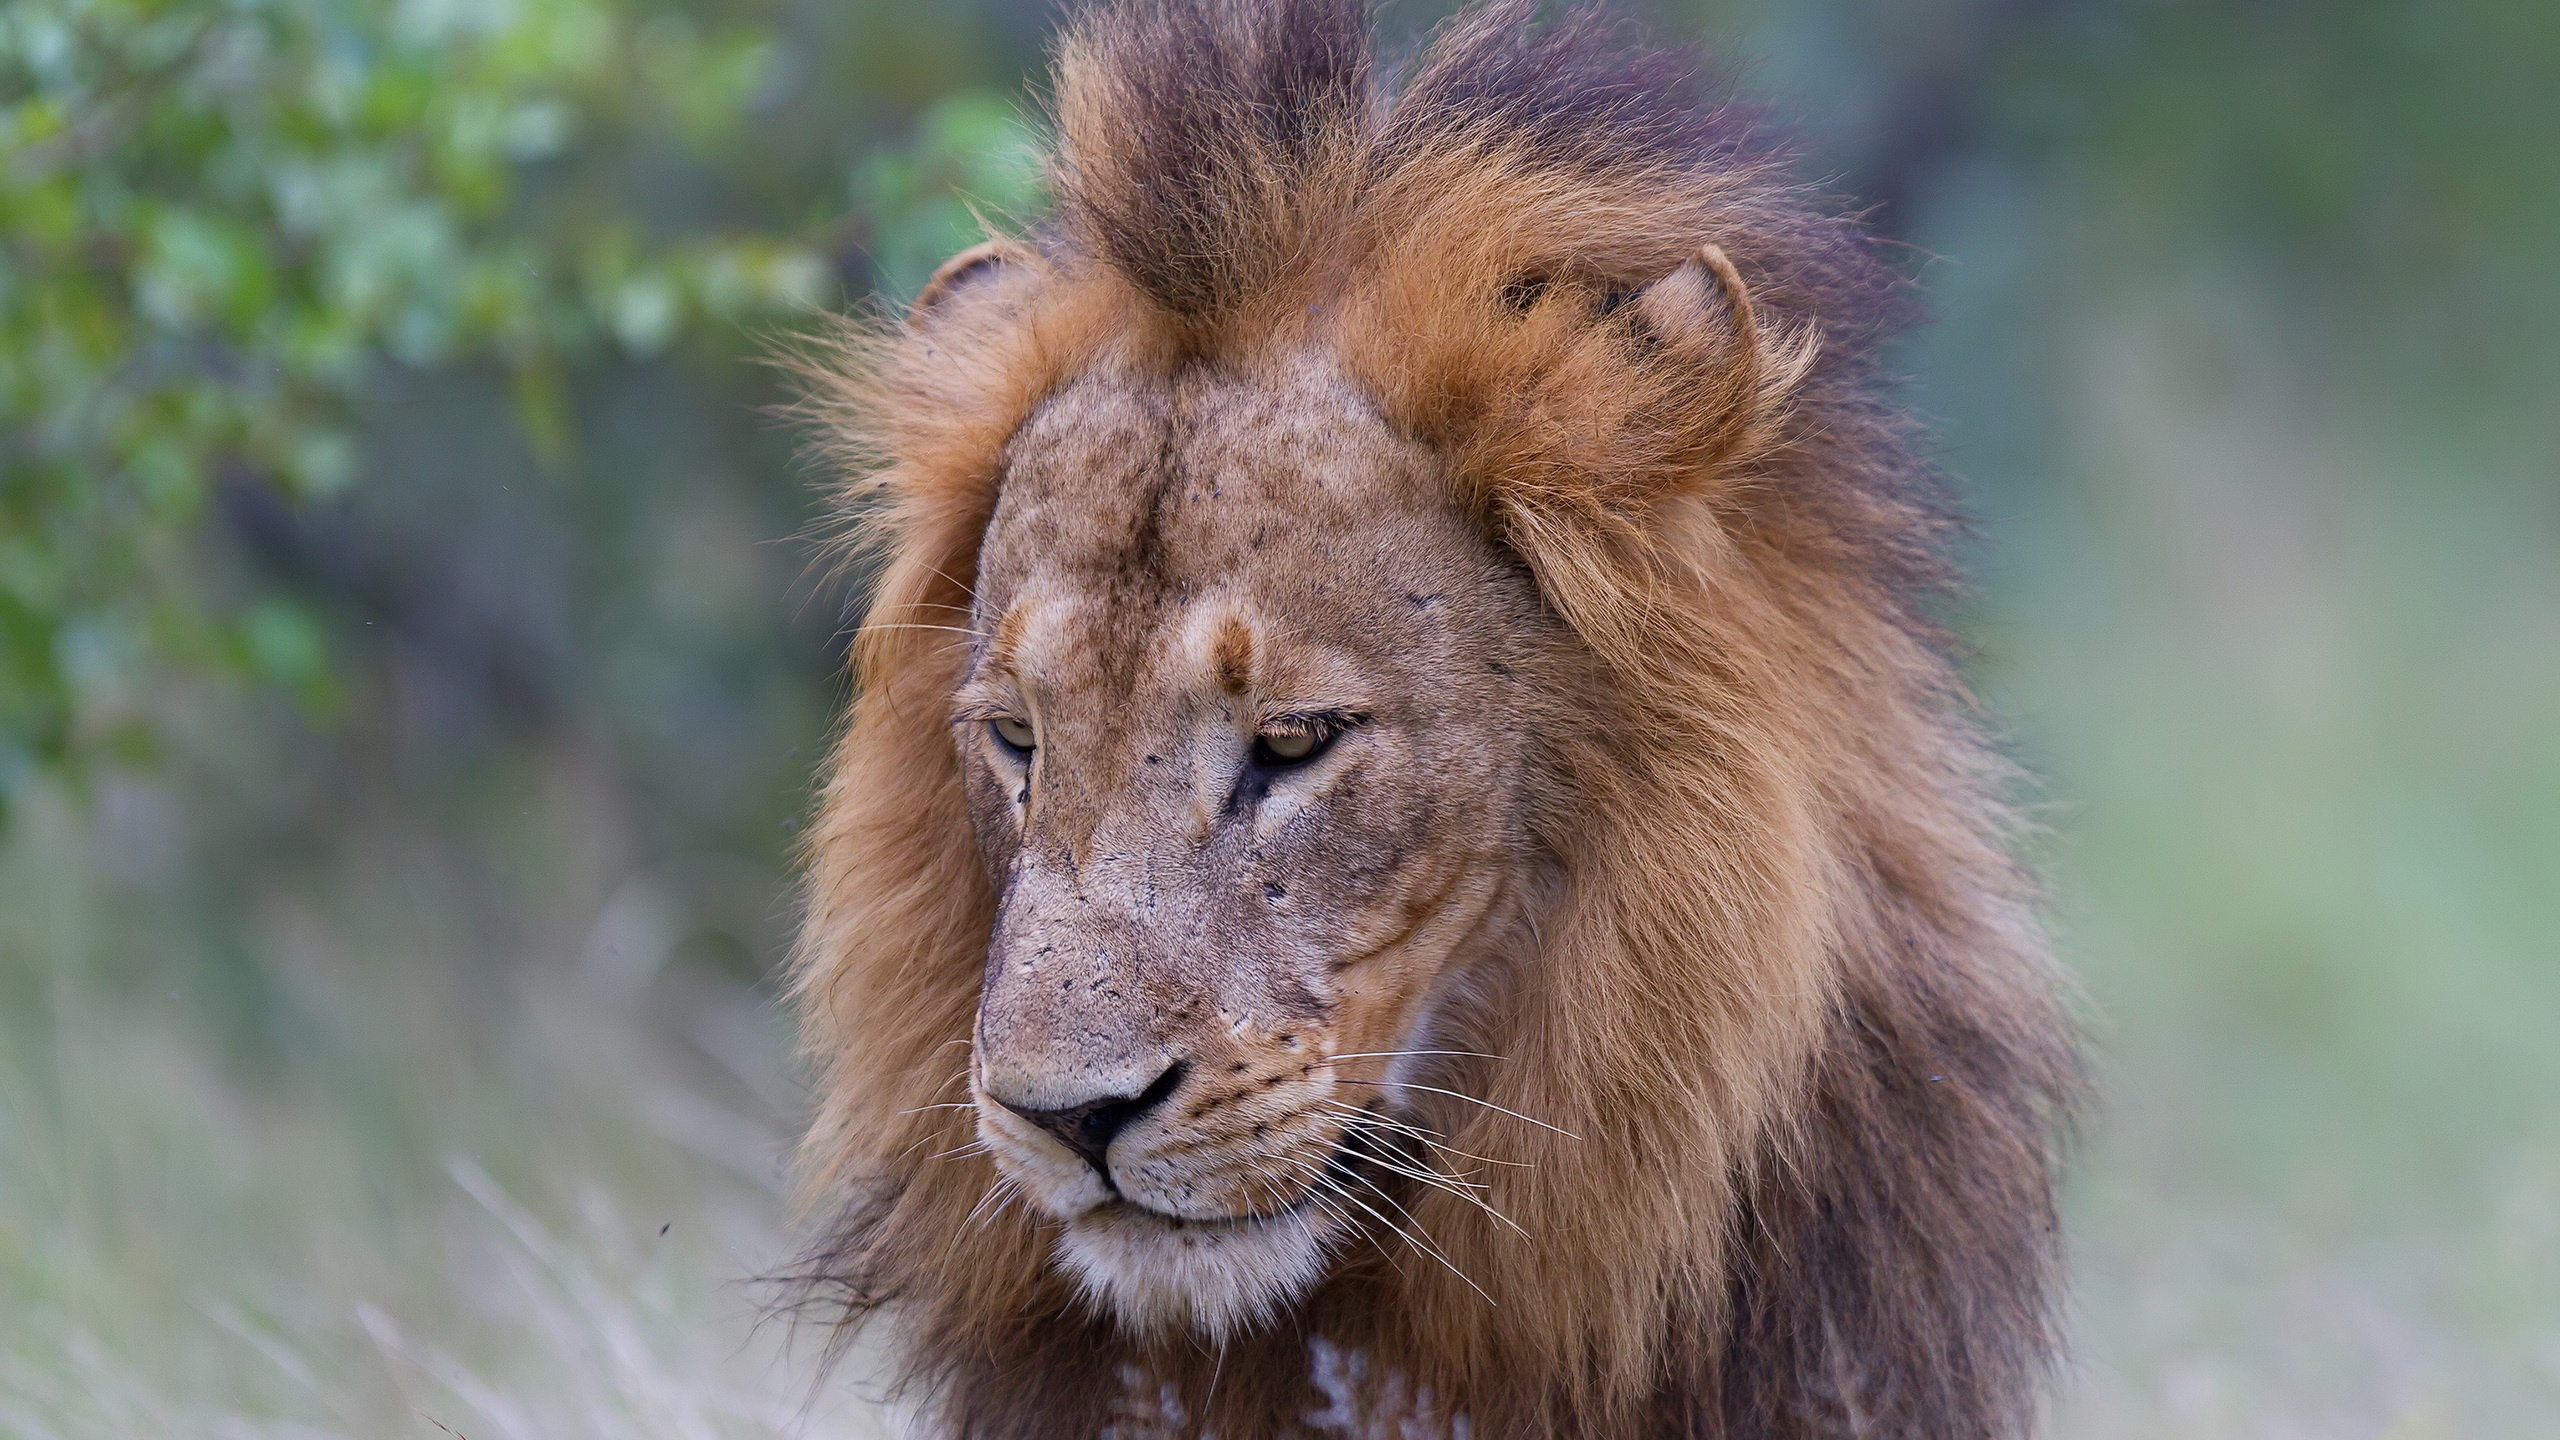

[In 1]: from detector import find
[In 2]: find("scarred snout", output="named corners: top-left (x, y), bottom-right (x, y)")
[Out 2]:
top-left (970, 911), bottom-right (1191, 1138)
top-left (968, 851), bottom-right (1210, 1184)
top-left (970, 868), bottom-right (1349, 1225)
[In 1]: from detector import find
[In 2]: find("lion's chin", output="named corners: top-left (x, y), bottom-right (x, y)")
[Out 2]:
top-left (1053, 1201), bottom-right (1338, 1343)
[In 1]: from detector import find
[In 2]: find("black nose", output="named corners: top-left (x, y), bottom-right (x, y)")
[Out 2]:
top-left (999, 1062), bottom-right (1185, 1179)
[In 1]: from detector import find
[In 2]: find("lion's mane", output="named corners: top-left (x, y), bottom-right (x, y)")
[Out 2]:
top-left (786, 2), bottom-right (2080, 1436)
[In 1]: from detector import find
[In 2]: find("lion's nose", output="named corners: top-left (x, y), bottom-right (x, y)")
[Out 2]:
top-left (997, 1062), bottom-right (1186, 1178)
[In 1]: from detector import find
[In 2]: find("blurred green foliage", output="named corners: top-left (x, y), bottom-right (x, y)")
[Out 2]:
top-left (850, 89), bottom-right (1044, 303)
top-left (0, 0), bottom-right (837, 814)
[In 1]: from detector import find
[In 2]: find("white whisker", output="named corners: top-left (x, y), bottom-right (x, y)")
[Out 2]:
top-left (945, 1176), bottom-right (1021, 1265)
top-left (1333, 1079), bottom-right (1582, 1139)
top-left (1329, 1117), bottom-right (1535, 1241)
top-left (1275, 1151), bottom-right (1486, 1302)
top-left (1312, 1098), bottom-right (1535, 1170)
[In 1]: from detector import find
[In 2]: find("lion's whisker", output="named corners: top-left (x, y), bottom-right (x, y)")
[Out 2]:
top-left (1282, 1164), bottom-right (1406, 1280)
top-left (1312, 1098), bottom-right (1535, 1170)
top-left (1332, 1121), bottom-right (1536, 1241)
top-left (1378, 1166), bottom-right (1532, 1242)
top-left (1370, 1160), bottom-right (1491, 1197)
top-left (859, 622), bottom-right (985, 638)
top-left (1257, 1156), bottom-right (1367, 1249)
top-left (1333, 1079), bottom-right (1582, 1139)
top-left (1271, 1148), bottom-right (1487, 1302)
top-left (946, 1176), bottom-right (1022, 1264)
top-left (1330, 1126), bottom-right (1493, 1193)
top-left (1229, 1157), bottom-right (1278, 1222)
top-left (1309, 1165), bottom-right (1491, 1304)
top-left (1341, 1164), bottom-right (1462, 1253)
top-left (1351, 1173), bottom-right (1486, 1277)
top-left (1344, 1136), bottom-right (1495, 1198)
top-left (1287, 1204), bottom-right (1324, 1263)
top-left (882, 597), bottom-right (976, 617)
top-left (975, 1179), bottom-right (1025, 1235)
top-left (894, 1121), bottom-right (975, 1163)
top-left (1242, 1159), bottom-right (1314, 1227)
top-left (908, 560), bottom-right (983, 609)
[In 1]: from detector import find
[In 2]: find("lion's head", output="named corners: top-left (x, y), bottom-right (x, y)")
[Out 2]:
top-left (787, 2), bottom-right (2078, 1437)
top-left (955, 356), bottom-right (1581, 1338)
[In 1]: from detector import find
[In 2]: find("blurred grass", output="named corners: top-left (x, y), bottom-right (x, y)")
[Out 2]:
top-left (2003, 287), bottom-right (2560, 1437)
top-left (0, 777), bottom-right (891, 1437)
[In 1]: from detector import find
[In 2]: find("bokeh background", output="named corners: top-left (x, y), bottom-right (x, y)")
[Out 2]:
top-left (3, 0), bottom-right (2554, 1435)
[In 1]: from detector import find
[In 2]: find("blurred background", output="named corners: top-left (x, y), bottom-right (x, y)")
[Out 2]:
top-left (2, 0), bottom-right (2553, 1434)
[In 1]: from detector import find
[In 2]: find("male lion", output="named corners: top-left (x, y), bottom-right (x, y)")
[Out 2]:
top-left (787, 1), bottom-right (2080, 1435)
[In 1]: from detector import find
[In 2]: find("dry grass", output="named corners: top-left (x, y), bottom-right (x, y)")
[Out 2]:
top-left (0, 787), bottom-right (894, 1440)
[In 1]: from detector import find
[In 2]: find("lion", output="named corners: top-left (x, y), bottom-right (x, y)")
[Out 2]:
top-left (783, 1), bottom-right (2081, 1436)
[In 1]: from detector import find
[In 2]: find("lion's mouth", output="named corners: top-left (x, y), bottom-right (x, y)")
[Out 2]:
top-left (1095, 1106), bottom-right (1391, 1232)
top-left (1042, 1104), bottom-right (1435, 1338)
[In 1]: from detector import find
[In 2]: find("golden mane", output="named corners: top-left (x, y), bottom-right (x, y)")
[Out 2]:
top-left (785, 2), bottom-right (2079, 1435)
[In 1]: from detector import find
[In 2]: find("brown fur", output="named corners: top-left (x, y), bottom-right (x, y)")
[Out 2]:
top-left (784, 2), bottom-right (2079, 1435)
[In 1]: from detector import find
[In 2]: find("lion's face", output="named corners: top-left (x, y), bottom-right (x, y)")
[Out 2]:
top-left (954, 357), bottom-right (1564, 1339)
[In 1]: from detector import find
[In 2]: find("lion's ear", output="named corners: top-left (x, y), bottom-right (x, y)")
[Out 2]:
top-left (908, 239), bottom-right (1039, 328)
top-left (1626, 242), bottom-right (1820, 473)
top-left (1630, 243), bottom-right (1757, 373)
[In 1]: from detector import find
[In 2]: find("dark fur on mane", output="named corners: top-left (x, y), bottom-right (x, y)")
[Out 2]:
top-left (1053, 0), bottom-right (1373, 316)
top-left (1057, 1), bottom-right (1732, 315)
top-left (784, 2), bottom-right (2081, 1437)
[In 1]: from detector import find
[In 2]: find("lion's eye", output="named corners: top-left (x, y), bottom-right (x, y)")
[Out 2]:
top-left (990, 715), bottom-right (1037, 754)
top-left (1251, 716), bottom-right (1350, 768)
top-left (1258, 729), bottom-right (1319, 762)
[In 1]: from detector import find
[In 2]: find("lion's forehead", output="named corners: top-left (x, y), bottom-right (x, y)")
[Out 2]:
top-left (977, 365), bottom-right (1460, 641)
top-left (962, 356), bottom-right (1548, 896)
